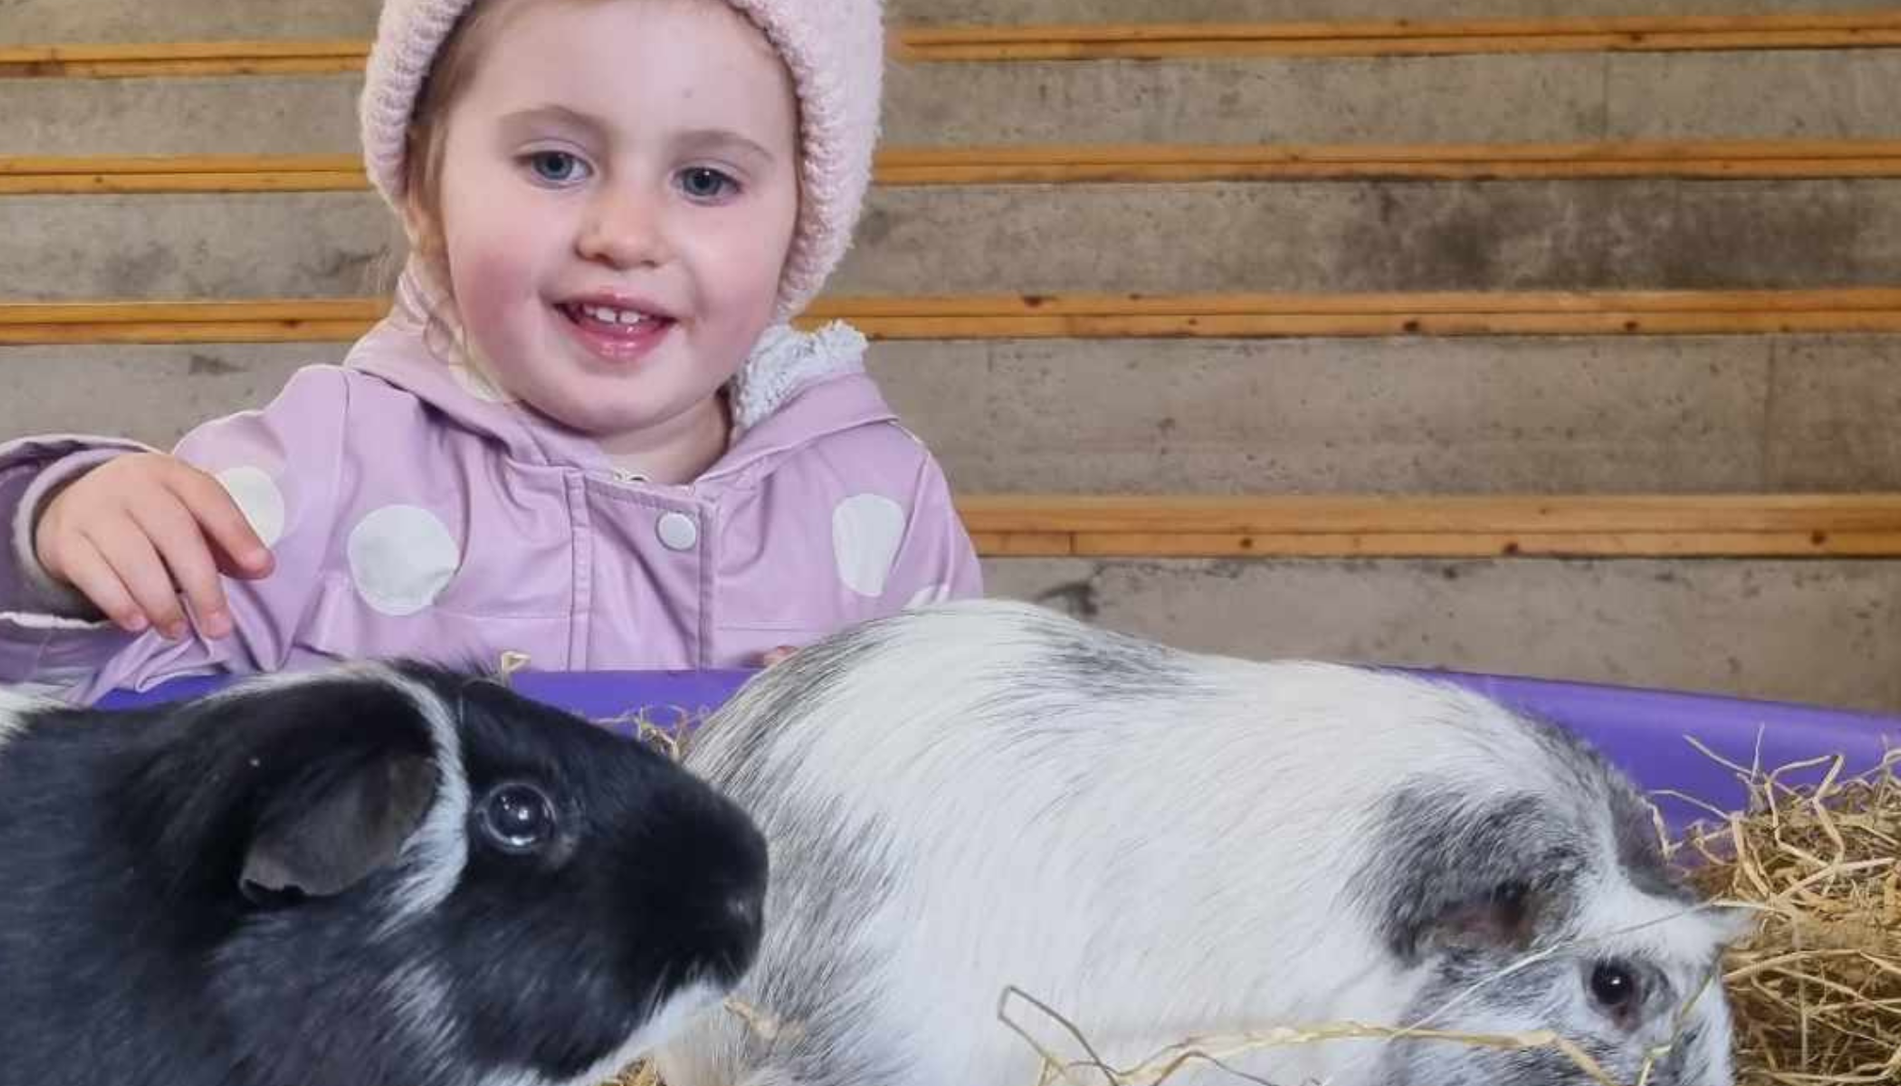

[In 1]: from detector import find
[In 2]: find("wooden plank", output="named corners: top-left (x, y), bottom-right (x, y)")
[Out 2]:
top-left (1054, 531), bottom-right (1901, 558)
top-left (798, 288), bottom-right (1901, 316)
top-left (15, 159), bottom-right (1901, 192)
top-left (899, 12), bottom-right (1901, 45)
top-left (950, 495), bottom-right (1901, 558)
top-left (0, 300), bottom-right (387, 324)
top-left (0, 40), bottom-right (369, 77)
top-left (10, 292), bottom-right (1901, 344)
top-left (10, 142), bottom-right (1901, 194)
top-left (0, 40), bottom-right (370, 61)
top-left (19, 311), bottom-right (1901, 343)
top-left (0, 321), bottom-right (376, 345)
top-left (0, 154), bottom-right (364, 173)
top-left (0, 171), bottom-right (368, 195)
top-left (952, 494), bottom-right (1901, 534)
top-left (894, 13), bottom-right (1901, 60)
top-left (895, 30), bottom-right (1901, 61)
top-left (11, 290), bottom-right (1901, 318)
top-left (7, 12), bottom-right (1901, 76)
top-left (0, 299), bottom-right (385, 345)
top-left (837, 311), bottom-right (1901, 339)
top-left (875, 156), bottom-right (1901, 184)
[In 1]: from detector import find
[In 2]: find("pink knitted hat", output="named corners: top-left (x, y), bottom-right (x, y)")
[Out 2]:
top-left (359, 0), bottom-right (884, 320)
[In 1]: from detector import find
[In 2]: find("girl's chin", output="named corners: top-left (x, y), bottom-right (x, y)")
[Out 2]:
top-left (530, 390), bottom-right (703, 440)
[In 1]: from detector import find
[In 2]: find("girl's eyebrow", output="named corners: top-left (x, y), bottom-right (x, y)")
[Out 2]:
top-left (672, 128), bottom-right (777, 164)
top-left (496, 104), bottom-right (606, 138)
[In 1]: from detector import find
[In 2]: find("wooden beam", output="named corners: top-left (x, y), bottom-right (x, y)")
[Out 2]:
top-left (12, 141), bottom-right (1901, 193)
top-left (6, 12), bottom-right (1901, 76)
top-left (0, 40), bottom-right (370, 77)
top-left (894, 12), bottom-right (1901, 60)
top-left (895, 30), bottom-right (1901, 62)
top-left (0, 300), bottom-right (386, 345)
top-left (902, 12), bottom-right (1901, 43)
top-left (952, 494), bottom-right (1901, 558)
top-left (10, 291), bottom-right (1901, 344)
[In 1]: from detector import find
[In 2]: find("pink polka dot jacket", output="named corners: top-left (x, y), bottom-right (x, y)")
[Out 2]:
top-left (0, 276), bottom-right (982, 704)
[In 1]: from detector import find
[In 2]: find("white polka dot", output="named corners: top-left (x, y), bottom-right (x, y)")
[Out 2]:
top-left (905, 583), bottom-right (952, 610)
top-left (831, 494), bottom-right (906, 598)
top-left (347, 505), bottom-right (461, 616)
top-left (215, 466), bottom-right (286, 548)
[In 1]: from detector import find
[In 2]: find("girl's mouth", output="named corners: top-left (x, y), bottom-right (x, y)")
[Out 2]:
top-left (557, 302), bottom-right (677, 362)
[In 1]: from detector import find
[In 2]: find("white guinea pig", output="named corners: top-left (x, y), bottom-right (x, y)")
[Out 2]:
top-left (0, 660), bottom-right (766, 1086)
top-left (653, 599), bottom-right (1746, 1086)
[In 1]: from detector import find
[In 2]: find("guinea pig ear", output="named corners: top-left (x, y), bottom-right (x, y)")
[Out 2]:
top-left (1425, 879), bottom-right (1547, 954)
top-left (239, 752), bottom-right (438, 906)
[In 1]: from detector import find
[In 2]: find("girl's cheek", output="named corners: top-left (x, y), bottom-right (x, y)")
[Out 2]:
top-left (447, 222), bottom-right (537, 304)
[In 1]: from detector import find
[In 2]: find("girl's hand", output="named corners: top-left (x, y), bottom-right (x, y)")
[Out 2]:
top-left (761, 645), bottom-right (799, 667)
top-left (33, 453), bottom-right (275, 640)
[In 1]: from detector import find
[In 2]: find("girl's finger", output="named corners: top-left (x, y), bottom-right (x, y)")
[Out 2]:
top-left (50, 536), bottom-right (148, 635)
top-left (129, 492), bottom-right (234, 640)
top-left (168, 467), bottom-right (273, 578)
top-left (86, 519), bottom-right (190, 640)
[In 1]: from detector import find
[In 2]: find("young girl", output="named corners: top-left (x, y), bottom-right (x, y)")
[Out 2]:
top-left (0, 0), bottom-right (981, 704)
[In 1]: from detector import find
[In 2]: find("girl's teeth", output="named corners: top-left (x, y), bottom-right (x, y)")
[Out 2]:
top-left (580, 304), bottom-right (647, 325)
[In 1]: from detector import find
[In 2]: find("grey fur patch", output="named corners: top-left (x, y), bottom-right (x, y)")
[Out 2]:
top-left (725, 799), bottom-right (911, 1086)
top-left (1387, 951), bottom-right (1627, 1086)
top-left (1512, 709), bottom-right (1699, 905)
top-left (1353, 787), bottom-right (1589, 963)
top-left (1022, 606), bottom-right (1191, 702)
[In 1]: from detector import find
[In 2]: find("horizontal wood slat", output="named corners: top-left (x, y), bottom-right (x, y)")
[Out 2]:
top-left (0, 40), bottom-right (369, 77)
top-left (12, 141), bottom-right (1901, 192)
top-left (896, 12), bottom-right (1901, 59)
top-left (897, 29), bottom-right (1901, 61)
top-left (876, 140), bottom-right (1901, 183)
top-left (6, 12), bottom-right (1901, 76)
top-left (953, 494), bottom-right (1901, 558)
top-left (8, 291), bottom-right (1901, 344)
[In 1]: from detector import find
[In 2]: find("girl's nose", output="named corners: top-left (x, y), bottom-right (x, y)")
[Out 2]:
top-left (576, 188), bottom-right (670, 268)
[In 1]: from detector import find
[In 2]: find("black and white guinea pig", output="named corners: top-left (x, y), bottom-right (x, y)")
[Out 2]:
top-left (0, 660), bottom-right (767, 1086)
top-left (653, 598), bottom-right (1748, 1086)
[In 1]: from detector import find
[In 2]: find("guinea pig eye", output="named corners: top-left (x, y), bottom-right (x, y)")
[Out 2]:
top-left (1589, 961), bottom-right (1641, 1013)
top-left (479, 783), bottom-right (556, 853)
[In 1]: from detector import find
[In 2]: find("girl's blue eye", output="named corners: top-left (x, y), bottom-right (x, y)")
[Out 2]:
top-left (528, 151), bottom-right (586, 184)
top-left (679, 167), bottom-right (737, 200)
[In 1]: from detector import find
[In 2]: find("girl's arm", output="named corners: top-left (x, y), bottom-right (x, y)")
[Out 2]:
top-left (0, 366), bottom-right (352, 702)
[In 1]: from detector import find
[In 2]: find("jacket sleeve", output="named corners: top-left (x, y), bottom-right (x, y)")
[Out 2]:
top-left (0, 365), bottom-right (350, 702)
top-left (882, 430), bottom-right (984, 609)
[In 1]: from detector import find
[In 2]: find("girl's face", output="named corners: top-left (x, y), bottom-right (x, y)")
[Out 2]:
top-left (427, 0), bottom-right (800, 469)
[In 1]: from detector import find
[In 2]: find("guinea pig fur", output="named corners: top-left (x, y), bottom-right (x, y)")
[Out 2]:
top-left (0, 660), bottom-right (767, 1086)
top-left (653, 598), bottom-right (1748, 1086)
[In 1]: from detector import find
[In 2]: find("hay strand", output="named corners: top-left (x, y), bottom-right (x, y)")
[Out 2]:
top-left (995, 984), bottom-right (1628, 1086)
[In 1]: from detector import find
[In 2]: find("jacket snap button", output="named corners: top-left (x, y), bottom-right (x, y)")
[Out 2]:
top-left (657, 511), bottom-right (699, 551)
